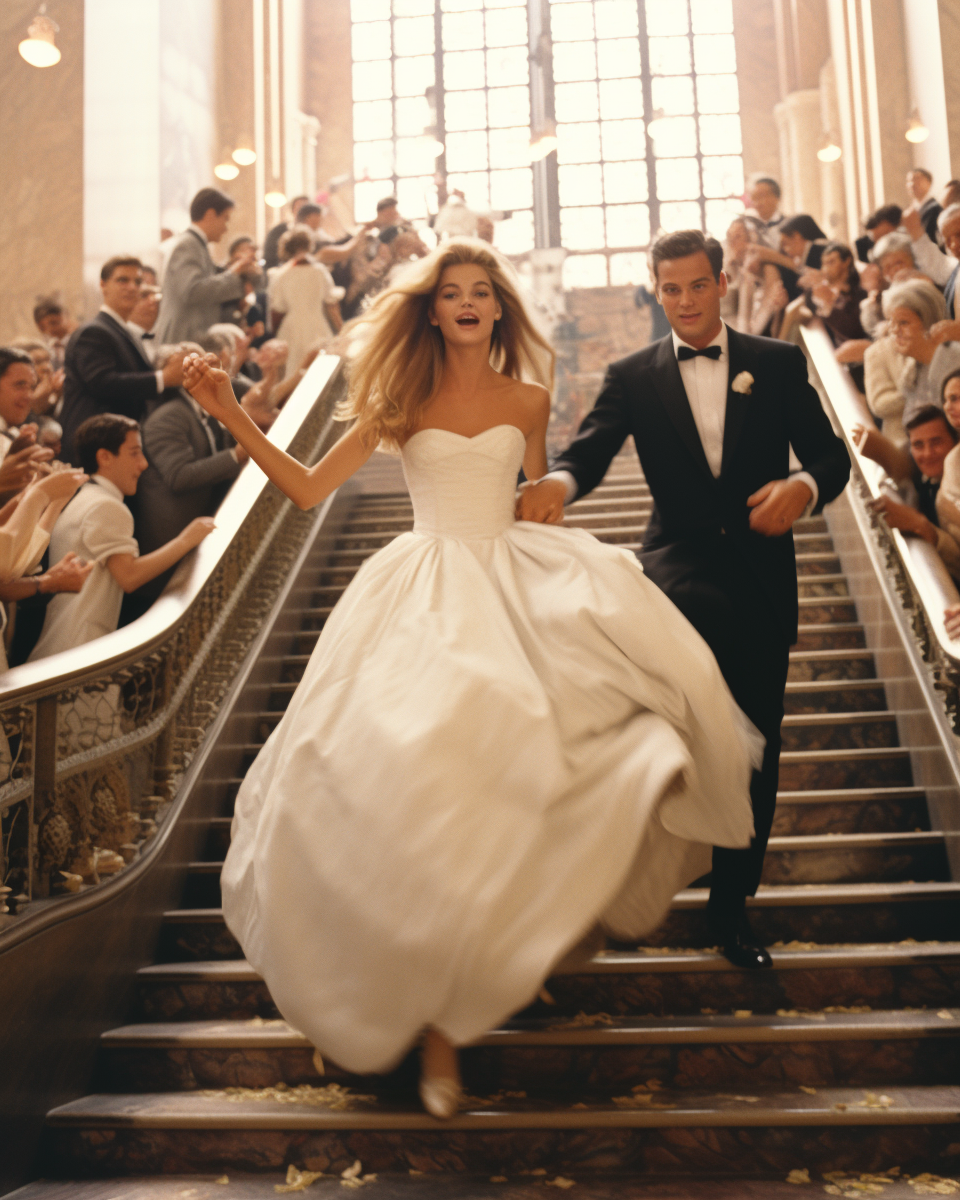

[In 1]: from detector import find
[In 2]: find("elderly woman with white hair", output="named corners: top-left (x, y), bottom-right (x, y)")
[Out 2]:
top-left (903, 202), bottom-right (960, 327)
top-left (882, 277), bottom-right (960, 428)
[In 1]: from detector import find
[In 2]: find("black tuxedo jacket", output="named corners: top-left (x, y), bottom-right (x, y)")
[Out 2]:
top-left (553, 327), bottom-right (851, 643)
top-left (60, 312), bottom-right (162, 464)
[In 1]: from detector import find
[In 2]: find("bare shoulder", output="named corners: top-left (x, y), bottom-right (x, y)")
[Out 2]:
top-left (504, 378), bottom-right (551, 423)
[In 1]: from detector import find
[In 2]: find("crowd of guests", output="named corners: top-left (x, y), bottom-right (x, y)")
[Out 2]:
top-left (719, 168), bottom-right (960, 615)
top-left (6, 162), bottom-right (960, 669)
top-left (0, 183), bottom-right (491, 669)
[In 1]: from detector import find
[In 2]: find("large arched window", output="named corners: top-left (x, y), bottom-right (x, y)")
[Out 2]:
top-left (349, 0), bottom-right (744, 282)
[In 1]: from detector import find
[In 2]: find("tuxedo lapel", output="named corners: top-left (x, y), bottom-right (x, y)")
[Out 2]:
top-left (720, 326), bottom-right (753, 477)
top-left (97, 311), bottom-right (153, 370)
top-left (646, 336), bottom-right (715, 482)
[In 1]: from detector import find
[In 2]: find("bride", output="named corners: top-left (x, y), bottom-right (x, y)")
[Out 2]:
top-left (182, 238), bottom-right (760, 1119)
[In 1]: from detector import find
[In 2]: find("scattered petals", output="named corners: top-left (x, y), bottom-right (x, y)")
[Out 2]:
top-left (342, 1162), bottom-right (363, 1180)
top-left (546, 1178), bottom-right (576, 1189)
top-left (855, 1092), bottom-right (894, 1109)
top-left (800, 1086), bottom-right (818, 1094)
top-left (203, 1083), bottom-right (375, 1110)
top-left (734, 1010), bottom-right (753, 1018)
top-left (786, 1168), bottom-right (811, 1184)
top-left (938, 1010), bottom-right (955, 1020)
top-left (215, 1180), bottom-right (230, 1187)
top-left (549, 1012), bottom-right (615, 1030)
top-left (276, 1165), bottom-right (327, 1193)
top-left (716, 1094), bottom-right (760, 1103)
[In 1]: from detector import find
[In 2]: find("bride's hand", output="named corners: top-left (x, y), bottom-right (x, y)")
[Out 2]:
top-left (183, 353), bottom-right (240, 422)
top-left (516, 478), bottom-right (566, 524)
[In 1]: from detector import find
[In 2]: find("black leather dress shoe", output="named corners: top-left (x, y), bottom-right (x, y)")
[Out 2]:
top-left (707, 905), bottom-right (773, 970)
top-left (719, 934), bottom-right (773, 970)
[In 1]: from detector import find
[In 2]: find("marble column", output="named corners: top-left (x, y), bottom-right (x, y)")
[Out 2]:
top-left (775, 89), bottom-right (826, 223)
top-left (731, 0), bottom-right (782, 181)
top-left (303, 0), bottom-right (355, 224)
top-left (83, 0), bottom-right (162, 308)
top-left (819, 58), bottom-right (848, 240)
top-left (0, 0), bottom-right (84, 341)
top-left (215, 0), bottom-right (259, 254)
top-left (900, 0), bottom-right (951, 183)
top-left (938, 0), bottom-right (960, 182)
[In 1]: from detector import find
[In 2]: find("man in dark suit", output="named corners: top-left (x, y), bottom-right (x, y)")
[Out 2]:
top-left (908, 168), bottom-right (942, 243)
top-left (122, 389), bottom-right (245, 620)
top-left (60, 256), bottom-right (184, 464)
top-left (519, 229), bottom-right (850, 969)
top-left (855, 204), bottom-right (902, 264)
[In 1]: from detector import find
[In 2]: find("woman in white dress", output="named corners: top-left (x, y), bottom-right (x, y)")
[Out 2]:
top-left (268, 228), bottom-right (345, 373)
top-left (183, 239), bottom-right (760, 1120)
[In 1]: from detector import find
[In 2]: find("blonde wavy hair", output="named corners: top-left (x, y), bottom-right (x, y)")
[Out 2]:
top-left (337, 237), bottom-right (555, 449)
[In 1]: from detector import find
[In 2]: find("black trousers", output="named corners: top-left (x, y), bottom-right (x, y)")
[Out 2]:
top-left (641, 539), bottom-right (791, 913)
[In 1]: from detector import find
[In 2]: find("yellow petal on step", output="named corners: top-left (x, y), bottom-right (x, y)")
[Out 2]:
top-left (215, 1178), bottom-right (229, 1186)
top-left (490, 1177), bottom-right (508, 1184)
top-left (938, 1010), bottom-right (955, 1019)
top-left (700, 1008), bottom-right (718, 1015)
top-left (341, 1161), bottom-right (363, 1180)
top-left (786, 1168), bottom-right (811, 1184)
top-left (546, 1178), bottom-right (576, 1189)
top-left (823, 1188), bottom-right (843, 1196)
top-left (799, 1086), bottom-right (818, 1094)
top-left (734, 1010), bottom-right (753, 1018)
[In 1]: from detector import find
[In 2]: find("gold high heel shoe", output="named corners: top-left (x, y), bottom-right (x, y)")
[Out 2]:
top-left (418, 1074), bottom-right (462, 1119)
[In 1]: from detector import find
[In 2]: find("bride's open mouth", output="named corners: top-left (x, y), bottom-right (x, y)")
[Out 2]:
top-left (456, 314), bottom-right (480, 327)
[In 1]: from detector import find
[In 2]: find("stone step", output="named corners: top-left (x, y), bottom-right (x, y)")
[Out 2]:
top-left (793, 622), bottom-right (866, 651)
top-left (796, 575), bottom-right (850, 598)
top-left (771, 787), bottom-right (930, 836)
top-left (13, 1175), bottom-right (960, 1200)
top-left (794, 553), bottom-right (842, 576)
top-left (202, 784), bottom-right (931, 855)
top-left (135, 941), bottom-right (960, 1025)
top-left (780, 711), bottom-right (897, 751)
top-left (796, 596), bottom-right (858, 624)
top-left (787, 649), bottom-right (874, 683)
top-left (43, 1087), bottom-right (960, 1179)
top-left (180, 829), bottom-right (949, 911)
top-left (97, 1009), bottom-right (960, 1096)
top-left (156, 883), bottom-right (960, 963)
top-left (783, 678), bottom-right (887, 713)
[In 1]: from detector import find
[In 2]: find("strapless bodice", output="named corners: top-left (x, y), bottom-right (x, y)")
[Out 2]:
top-left (400, 424), bottom-right (525, 539)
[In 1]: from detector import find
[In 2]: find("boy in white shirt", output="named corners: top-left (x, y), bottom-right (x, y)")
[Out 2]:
top-left (29, 414), bottom-right (214, 660)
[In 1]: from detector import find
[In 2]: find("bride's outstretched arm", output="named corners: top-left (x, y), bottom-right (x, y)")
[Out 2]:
top-left (183, 353), bottom-right (375, 510)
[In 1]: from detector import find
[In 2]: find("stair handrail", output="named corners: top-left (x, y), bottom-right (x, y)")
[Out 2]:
top-left (801, 321), bottom-right (960, 666)
top-left (0, 354), bottom-right (346, 920)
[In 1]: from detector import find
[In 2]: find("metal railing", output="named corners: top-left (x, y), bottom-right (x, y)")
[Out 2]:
top-left (0, 355), bottom-right (346, 923)
top-left (801, 322), bottom-right (960, 724)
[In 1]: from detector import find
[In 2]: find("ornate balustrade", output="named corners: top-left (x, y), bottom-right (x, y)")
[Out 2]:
top-left (802, 323), bottom-right (960, 726)
top-left (0, 356), bottom-right (346, 924)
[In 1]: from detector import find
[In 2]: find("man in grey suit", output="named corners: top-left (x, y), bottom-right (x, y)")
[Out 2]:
top-left (156, 188), bottom-right (258, 344)
top-left (123, 386), bottom-right (247, 619)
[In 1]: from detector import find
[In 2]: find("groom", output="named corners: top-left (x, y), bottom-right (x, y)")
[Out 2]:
top-left (519, 229), bottom-right (850, 969)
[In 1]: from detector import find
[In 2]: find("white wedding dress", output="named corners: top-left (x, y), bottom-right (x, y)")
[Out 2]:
top-left (222, 424), bottom-right (760, 1074)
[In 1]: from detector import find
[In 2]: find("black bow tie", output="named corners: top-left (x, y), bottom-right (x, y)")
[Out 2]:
top-left (677, 344), bottom-right (722, 361)
top-left (141, 332), bottom-right (155, 340)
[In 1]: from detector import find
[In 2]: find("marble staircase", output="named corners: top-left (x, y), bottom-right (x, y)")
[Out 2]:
top-left (21, 456), bottom-right (960, 1197)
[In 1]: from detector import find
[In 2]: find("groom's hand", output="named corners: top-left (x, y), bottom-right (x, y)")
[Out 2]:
top-left (747, 477), bottom-right (812, 536)
top-left (516, 478), bottom-right (567, 524)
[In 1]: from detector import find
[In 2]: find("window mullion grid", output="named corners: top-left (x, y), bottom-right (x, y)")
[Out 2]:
top-left (685, 0), bottom-right (705, 231)
top-left (433, 0), bottom-right (446, 206)
top-left (634, 0), bottom-right (659, 239)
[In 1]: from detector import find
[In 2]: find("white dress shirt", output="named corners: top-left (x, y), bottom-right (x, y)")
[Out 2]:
top-left (100, 304), bottom-right (165, 394)
top-left (127, 320), bottom-right (157, 364)
top-left (745, 208), bottom-right (785, 250)
top-left (29, 475), bottom-right (140, 661)
top-left (546, 321), bottom-right (818, 512)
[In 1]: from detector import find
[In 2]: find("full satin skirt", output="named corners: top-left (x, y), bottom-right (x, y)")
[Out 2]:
top-left (221, 521), bottom-right (760, 1074)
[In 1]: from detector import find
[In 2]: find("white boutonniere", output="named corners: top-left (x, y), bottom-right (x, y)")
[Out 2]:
top-left (731, 371), bottom-right (754, 395)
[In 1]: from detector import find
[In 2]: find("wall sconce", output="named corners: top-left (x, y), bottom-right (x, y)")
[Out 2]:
top-left (817, 133), bottom-right (842, 163)
top-left (905, 109), bottom-right (929, 144)
top-left (19, 6), bottom-right (61, 68)
top-left (265, 189), bottom-right (288, 209)
top-left (232, 144), bottom-right (257, 167)
top-left (214, 155), bottom-right (240, 181)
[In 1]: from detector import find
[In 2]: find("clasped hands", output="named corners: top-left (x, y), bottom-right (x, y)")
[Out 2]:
top-left (516, 476), bottom-right (812, 536)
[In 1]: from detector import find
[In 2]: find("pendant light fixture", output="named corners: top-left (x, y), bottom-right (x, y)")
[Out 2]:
top-left (19, 5), bottom-right (61, 68)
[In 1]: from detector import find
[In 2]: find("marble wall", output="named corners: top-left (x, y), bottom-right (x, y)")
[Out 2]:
top-left (0, 0), bottom-right (85, 342)
top-left (731, 0), bottom-right (783, 182)
top-left (303, 0), bottom-right (355, 225)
